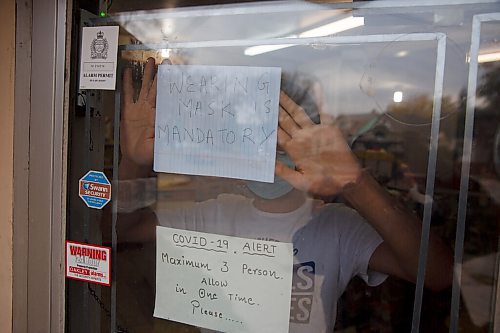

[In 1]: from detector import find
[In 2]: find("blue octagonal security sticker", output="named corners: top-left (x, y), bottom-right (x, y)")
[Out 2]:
top-left (79, 170), bottom-right (112, 209)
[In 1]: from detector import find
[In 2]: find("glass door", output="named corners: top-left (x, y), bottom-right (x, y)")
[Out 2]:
top-left (65, 1), bottom-right (500, 332)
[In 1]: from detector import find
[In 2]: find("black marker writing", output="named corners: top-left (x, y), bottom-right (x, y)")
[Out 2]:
top-left (161, 252), bottom-right (212, 272)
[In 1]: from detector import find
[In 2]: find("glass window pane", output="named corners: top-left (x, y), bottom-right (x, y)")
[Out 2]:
top-left (65, 1), bottom-right (500, 332)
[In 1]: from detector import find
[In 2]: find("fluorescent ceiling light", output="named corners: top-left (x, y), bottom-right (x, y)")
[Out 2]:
top-left (299, 16), bottom-right (364, 38)
top-left (244, 16), bottom-right (364, 56)
top-left (244, 44), bottom-right (296, 56)
top-left (466, 51), bottom-right (500, 63)
top-left (478, 52), bottom-right (500, 63)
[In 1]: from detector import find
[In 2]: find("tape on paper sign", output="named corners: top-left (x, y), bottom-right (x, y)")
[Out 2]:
top-left (65, 241), bottom-right (111, 286)
top-left (154, 226), bottom-right (294, 333)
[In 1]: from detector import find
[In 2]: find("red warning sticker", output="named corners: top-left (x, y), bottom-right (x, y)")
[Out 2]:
top-left (65, 240), bottom-right (111, 286)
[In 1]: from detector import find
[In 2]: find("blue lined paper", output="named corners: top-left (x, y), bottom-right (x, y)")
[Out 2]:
top-left (154, 65), bottom-right (281, 182)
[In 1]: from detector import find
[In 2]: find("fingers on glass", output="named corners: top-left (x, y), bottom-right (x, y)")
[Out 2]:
top-left (278, 106), bottom-right (301, 137)
top-left (123, 67), bottom-right (134, 105)
top-left (275, 160), bottom-right (306, 191)
top-left (144, 126), bottom-right (155, 140)
top-left (139, 57), bottom-right (156, 101)
top-left (147, 74), bottom-right (158, 107)
top-left (318, 104), bottom-right (334, 125)
top-left (148, 105), bottom-right (156, 126)
top-left (310, 82), bottom-right (334, 125)
top-left (279, 91), bottom-right (314, 128)
top-left (277, 127), bottom-right (291, 148)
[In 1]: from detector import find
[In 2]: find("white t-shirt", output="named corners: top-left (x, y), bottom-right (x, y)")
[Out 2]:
top-left (155, 194), bottom-right (386, 333)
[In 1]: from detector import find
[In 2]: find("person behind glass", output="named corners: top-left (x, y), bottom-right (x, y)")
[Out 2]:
top-left (118, 58), bottom-right (453, 332)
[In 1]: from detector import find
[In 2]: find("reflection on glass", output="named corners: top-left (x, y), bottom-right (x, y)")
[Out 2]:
top-left (113, 57), bottom-right (453, 333)
top-left (65, 1), bottom-right (500, 333)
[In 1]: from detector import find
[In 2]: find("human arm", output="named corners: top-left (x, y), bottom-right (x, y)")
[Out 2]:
top-left (276, 91), bottom-right (453, 291)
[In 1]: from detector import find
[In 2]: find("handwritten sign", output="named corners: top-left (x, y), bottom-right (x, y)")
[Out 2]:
top-left (154, 226), bottom-right (293, 333)
top-left (154, 65), bottom-right (281, 182)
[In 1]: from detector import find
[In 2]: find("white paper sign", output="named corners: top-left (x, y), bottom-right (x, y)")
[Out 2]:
top-left (154, 226), bottom-right (293, 333)
top-left (66, 241), bottom-right (111, 286)
top-left (154, 65), bottom-right (281, 182)
top-left (79, 26), bottom-right (119, 90)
